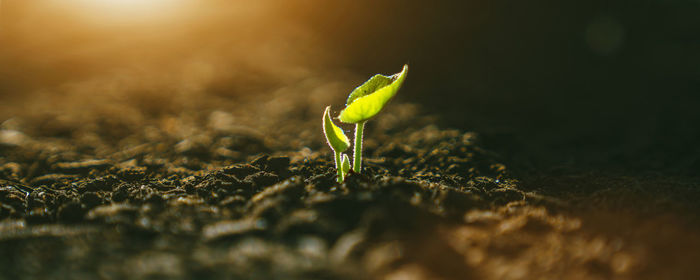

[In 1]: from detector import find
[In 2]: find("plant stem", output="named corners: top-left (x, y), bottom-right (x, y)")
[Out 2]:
top-left (353, 122), bottom-right (365, 173)
top-left (334, 150), bottom-right (343, 182)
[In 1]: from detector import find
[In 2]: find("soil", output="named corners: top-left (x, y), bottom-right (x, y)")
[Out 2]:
top-left (1, 87), bottom-right (700, 280)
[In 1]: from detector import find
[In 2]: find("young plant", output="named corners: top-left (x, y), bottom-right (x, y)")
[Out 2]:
top-left (338, 64), bottom-right (408, 173)
top-left (322, 106), bottom-right (350, 182)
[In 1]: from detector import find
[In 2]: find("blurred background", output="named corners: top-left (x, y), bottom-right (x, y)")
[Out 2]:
top-left (1, 0), bottom-right (699, 175)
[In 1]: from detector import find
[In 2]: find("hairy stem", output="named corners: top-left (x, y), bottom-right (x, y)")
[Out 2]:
top-left (353, 122), bottom-right (365, 173)
top-left (334, 150), bottom-right (343, 182)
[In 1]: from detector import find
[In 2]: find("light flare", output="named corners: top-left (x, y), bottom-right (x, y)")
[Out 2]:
top-left (70, 0), bottom-right (188, 24)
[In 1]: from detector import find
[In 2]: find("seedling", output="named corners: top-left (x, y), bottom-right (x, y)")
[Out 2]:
top-left (339, 64), bottom-right (408, 173)
top-left (323, 106), bottom-right (350, 182)
top-left (323, 65), bottom-right (408, 181)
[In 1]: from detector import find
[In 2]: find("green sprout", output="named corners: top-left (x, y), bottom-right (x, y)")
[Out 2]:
top-left (339, 64), bottom-right (408, 173)
top-left (323, 65), bottom-right (408, 182)
top-left (341, 153), bottom-right (351, 177)
top-left (323, 106), bottom-right (351, 182)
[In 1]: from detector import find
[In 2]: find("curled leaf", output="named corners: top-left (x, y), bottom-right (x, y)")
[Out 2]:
top-left (339, 64), bottom-right (408, 124)
top-left (323, 106), bottom-right (350, 152)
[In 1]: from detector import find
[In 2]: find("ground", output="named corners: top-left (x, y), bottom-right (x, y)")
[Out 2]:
top-left (1, 86), bottom-right (699, 280)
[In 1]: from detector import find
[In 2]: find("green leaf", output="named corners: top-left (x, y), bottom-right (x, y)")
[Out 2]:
top-left (345, 74), bottom-right (393, 106)
top-left (323, 106), bottom-right (350, 152)
top-left (339, 64), bottom-right (408, 124)
top-left (341, 153), bottom-right (351, 175)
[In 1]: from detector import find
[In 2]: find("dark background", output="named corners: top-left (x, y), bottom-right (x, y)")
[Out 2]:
top-left (293, 0), bottom-right (700, 175)
top-left (1, 0), bottom-right (699, 175)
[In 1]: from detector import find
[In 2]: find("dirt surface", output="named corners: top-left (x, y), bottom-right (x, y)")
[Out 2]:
top-left (1, 92), bottom-right (700, 280)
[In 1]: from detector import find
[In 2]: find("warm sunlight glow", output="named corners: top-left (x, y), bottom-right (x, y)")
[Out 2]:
top-left (72, 0), bottom-right (187, 24)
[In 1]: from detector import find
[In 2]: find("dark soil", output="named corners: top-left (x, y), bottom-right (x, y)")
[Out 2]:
top-left (1, 95), bottom-right (700, 279)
